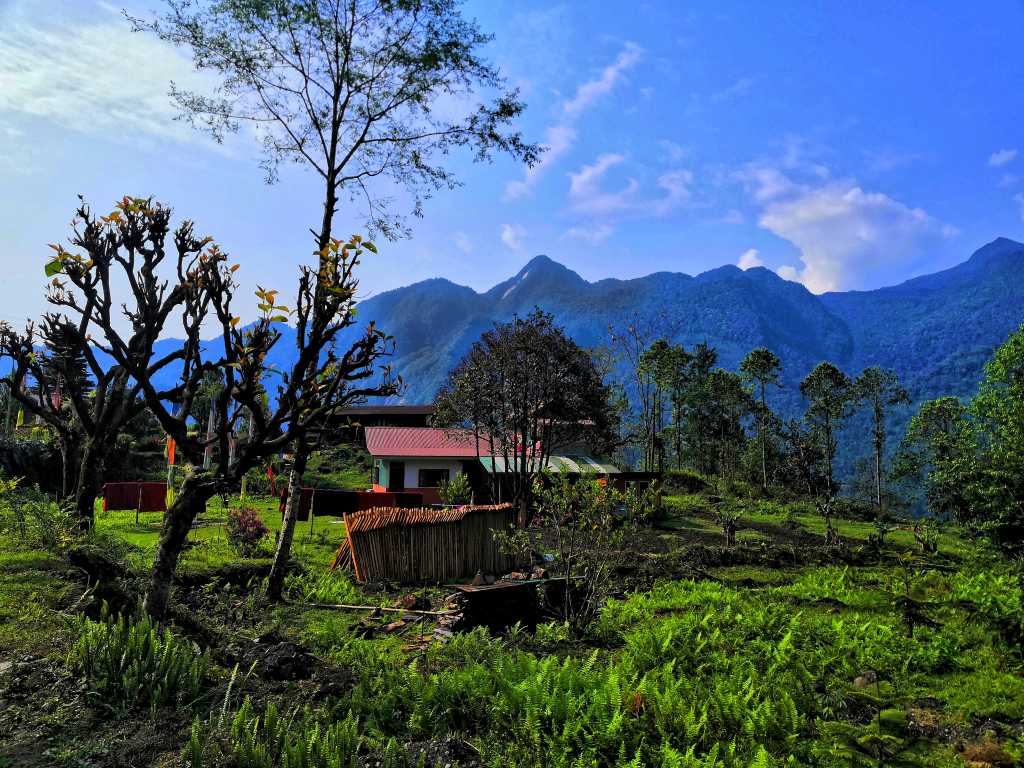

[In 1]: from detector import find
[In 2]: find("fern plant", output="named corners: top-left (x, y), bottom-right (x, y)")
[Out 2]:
top-left (68, 603), bottom-right (208, 714)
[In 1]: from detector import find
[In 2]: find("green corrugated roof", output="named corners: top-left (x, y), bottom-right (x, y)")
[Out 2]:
top-left (479, 455), bottom-right (619, 474)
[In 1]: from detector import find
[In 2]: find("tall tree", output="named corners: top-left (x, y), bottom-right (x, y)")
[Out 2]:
top-left (134, 0), bottom-right (539, 241)
top-left (138, 0), bottom-right (538, 597)
top-left (967, 324), bottom-right (1024, 553)
top-left (892, 396), bottom-right (975, 524)
top-left (800, 362), bottom-right (853, 497)
top-left (704, 369), bottom-right (754, 488)
top-left (435, 310), bottom-right (618, 526)
top-left (678, 342), bottom-right (718, 474)
top-left (740, 347), bottom-right (782, 492)
top-left (853, 366), bottom-right (909, 510)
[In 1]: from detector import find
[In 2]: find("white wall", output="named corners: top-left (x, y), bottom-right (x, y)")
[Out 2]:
top-left (401, 459), bottom-right (464, 488)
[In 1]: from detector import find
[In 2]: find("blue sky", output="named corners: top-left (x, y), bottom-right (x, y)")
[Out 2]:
top-left (2, 0), bottom-right (1023, 329)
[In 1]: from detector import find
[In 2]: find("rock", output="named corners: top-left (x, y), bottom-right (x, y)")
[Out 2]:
top-left (397, 593), bottom-right (430, 611)
top-left (242, 641), bottom-right (318, 681)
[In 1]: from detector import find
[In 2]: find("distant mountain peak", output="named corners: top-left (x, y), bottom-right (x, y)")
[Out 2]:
top-left (967, 236), bottom-right (1024, 265)
top-left (487, 254), bottom-right (586, 302)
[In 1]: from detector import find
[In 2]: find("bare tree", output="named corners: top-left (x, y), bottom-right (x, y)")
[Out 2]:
top-left (42, 196), bottom-right (393, 619)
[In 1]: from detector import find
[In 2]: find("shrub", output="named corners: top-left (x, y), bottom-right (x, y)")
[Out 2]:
top-left (664, 468), bottom-right (708, 494)
top-left (438, 472), bottom-right (472, 505)
top-left (624, 480), bottom-right (665, 524)
top-left (226, 507), bottom-right (270, 557)
top-left (69, 604), bottom-right (208, 714)
top-left (0, 480), bottom-right (76, 551)
top-left (186, 699), bottom-right (362, 768)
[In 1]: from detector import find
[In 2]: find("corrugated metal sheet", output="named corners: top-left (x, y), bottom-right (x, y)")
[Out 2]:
top-left (478, 455), bottom-right (620, 474)
top-left (365, 426), bottom-right (483, 457)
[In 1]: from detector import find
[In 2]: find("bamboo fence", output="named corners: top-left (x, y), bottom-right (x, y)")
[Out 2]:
top-left (332, 504), bottom-right (516, 583)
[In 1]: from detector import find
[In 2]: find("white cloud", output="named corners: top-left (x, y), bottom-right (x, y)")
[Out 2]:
top-left (989, 148), bottom-right (1018, 167)
top-left (566, 155), bottom-right (692, 219)
top-left (1015, 193), bottom-right (1024, 222)
top-left (998, 173), bottom-right (1019, 188)
top-left (563, 42), bottom-right (644, 117)
top-left (652, 169), bottom-right (694, 214)
top-left (711, 77), bottom-right (754, 103)
top-left (565, 223), bottom-right (615, 244)
top-left (721, 209), bottom-right (745, 225)
top-left (757, 180), bottom-right (956, 293)
top-left (862, 149), bottom-right (924, 174)
top-left (777, 265), bottom-right (800, 282)
top-left (505, 124), bottom-right (576, 199)
top-left (504, 42), bottom-right (643, 199)
top-left (737, 249), bottom-right (763, 270)
top-left (735, 165), bottom-right (796, 202)
top-left (568, 153), bottom-right (636, 215)
top-left (452, 231), bottom-right (472, 254)
top-left (659, 139), bottom-right (690, 164)
top-left (501, 223), bottom-right (526, 251)
top-left (0, 2), bottom-right (218, 147)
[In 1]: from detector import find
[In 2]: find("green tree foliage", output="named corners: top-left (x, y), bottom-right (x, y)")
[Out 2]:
top-left (704, 369), bottom-right (754, 487)
top-left (891, 396), bottom-right (974, 523)
top-left (740, 348), bottom-right (782, 492)
top-left (853, 367), bottom-right (909, 510)
top-left (968, 324), bottom-right (1024, 553)
top-left (435, 310), bottom-right (618, 524)
top-left (134, 0), bottom-right (538, 241)
top-left (800, 362), bottom-right (854, 497)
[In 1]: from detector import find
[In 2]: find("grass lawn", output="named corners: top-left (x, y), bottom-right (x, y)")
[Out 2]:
top-left (2, 489), bottom-right (1023, 768)
top-left (92, 493), bottom-right (346, 575)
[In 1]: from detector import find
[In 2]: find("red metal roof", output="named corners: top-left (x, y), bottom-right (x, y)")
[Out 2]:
top-left (364, 426), bottom-right (484, 458)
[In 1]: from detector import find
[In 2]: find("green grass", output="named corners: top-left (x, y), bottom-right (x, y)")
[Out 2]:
top-left (0, 536), bottom-right (81, 655)
top-left (3, 487), bottom-right (1022, 767)
top-left (92, 494), bottom-right (346, 575)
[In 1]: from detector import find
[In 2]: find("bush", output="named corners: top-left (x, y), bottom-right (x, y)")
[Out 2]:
top-left (624, 481), bottom-right (665, 524)
top-left (663, 468), bottom-right (708, 494)
top-left (0, 480), bottom-right (76, 551)
top-left (69, 604), bottom-right (208, 714)
top-left (831, 497), bottom-right (878, 522)
top-left (226, 507), bottom-right (270, 557)
top-left (438, 472), bottom-right (472, 505)
top-left (186, 699), bottom-right (362, 768)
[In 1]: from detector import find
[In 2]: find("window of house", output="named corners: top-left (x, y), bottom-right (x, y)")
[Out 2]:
top-left (417, 468), bottom-right (450, 488)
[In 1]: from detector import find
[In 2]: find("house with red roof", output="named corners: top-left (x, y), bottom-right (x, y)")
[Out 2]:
top-left (364, 425), bottom-right (642, 505)
top-left (365, 426), bottom-right (485, 504)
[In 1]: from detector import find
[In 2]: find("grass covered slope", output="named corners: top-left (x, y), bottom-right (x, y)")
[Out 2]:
top-left (1, 491), bottom-right (1023, 767)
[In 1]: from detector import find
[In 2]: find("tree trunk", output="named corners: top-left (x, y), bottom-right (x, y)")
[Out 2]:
top-left (874, 439), bottom-right (883, 509)
top-left (873, 411), bottom-right (884, 510)
top-left (143, 472), bottom-right (216, 621)
top-left (58, 434), bottom-right (81, 500)
top-left (267, 445), bottom-right (309, 601)
top-left (759, 383), bottom-right (768, 492)
top-left (516, 493), bottom-right (530, 528)
top-left (72, 439), bottom-right (104, 533)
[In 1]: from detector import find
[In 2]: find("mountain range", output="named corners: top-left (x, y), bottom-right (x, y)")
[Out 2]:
top-left (343, 238), bottom-right (1024, 422)
top-left (6, 237), bottom-right (1022, 473)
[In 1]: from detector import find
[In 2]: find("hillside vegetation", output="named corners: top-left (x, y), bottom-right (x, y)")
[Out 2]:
top-left (1, 487), bottom-right (1022, 767)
